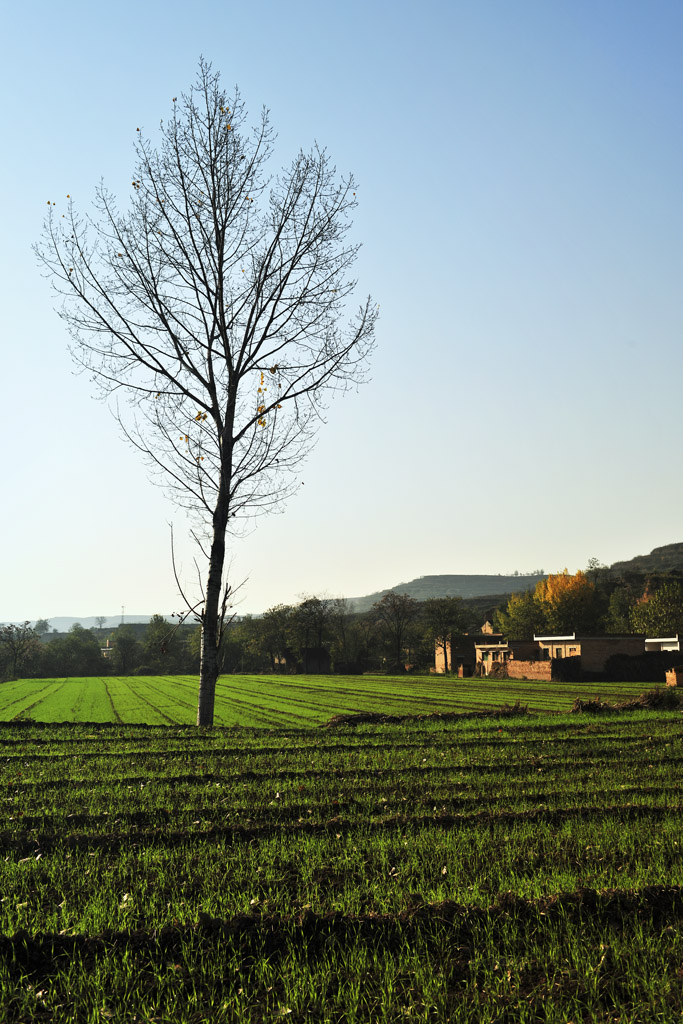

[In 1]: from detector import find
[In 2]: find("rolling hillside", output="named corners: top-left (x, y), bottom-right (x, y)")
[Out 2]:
top-left (609, 542), bottom-right (683, 575)
top-left (349, 573), bottom-right (545, 613)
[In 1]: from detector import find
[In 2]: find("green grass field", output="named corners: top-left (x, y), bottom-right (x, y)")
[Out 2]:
top-left (0, 674), bottom-right (652, 725)
top-left (1, 676), bottom-right (682, 1021)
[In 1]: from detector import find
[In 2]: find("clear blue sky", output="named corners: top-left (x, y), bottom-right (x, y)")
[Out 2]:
top-left (1, 0), bottom-right (682, 621)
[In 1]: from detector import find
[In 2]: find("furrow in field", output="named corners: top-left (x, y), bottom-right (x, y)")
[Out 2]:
top-left (3, 883), bottom-right (683, 966)
top-left (100, 679), bottom-right (122, 723)
top-left (8, 780), bottom-right (681, 833)
top-left (118, 679), bottom-right (182, 724)
top-left (119, 677), bottom-right (301, 727)
top-left (4, 802), bottom-right (682, 856)
top-left (0, 680), bottom-right (67, 721)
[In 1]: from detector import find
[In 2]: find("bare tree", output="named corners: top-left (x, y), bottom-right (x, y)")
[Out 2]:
top-left (36, 60), bottom-right (377, 725)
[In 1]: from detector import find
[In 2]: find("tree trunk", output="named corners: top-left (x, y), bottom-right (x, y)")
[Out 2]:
top-left (196, 432), bottom-right (233, 727)
top-left (443, 637), bottom-right (450, 674)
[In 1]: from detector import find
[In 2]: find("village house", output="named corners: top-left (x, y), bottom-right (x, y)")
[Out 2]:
top-left (434, 622), bottom-right (504, 676)
top-left (474, 639), bottom-right (542, 676)
top-left (645, 635), bottom-right (680, 653)
top-left (440, 631), bottom-right (650, 679)
top-left (533, 634), bottom-right (645, 674)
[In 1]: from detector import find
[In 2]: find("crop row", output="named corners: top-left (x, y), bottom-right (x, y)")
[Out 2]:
top-left (2, 890), bottom-right (682, 1022)
top-left (1, 710), bottom-right (681, 1021)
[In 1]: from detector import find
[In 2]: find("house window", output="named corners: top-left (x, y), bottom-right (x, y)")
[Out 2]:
top-left (555, 648), bottom-right (563, 659)
top-left (569, 647), bottom-right (577, 655)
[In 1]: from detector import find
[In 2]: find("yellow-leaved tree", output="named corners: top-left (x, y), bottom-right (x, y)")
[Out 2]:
top-left (534, 569), bottom-right (598, 634)
top-left (496, 568), bottom-right (603, 639)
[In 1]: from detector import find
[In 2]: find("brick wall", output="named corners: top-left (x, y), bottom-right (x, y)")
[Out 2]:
top-left (505, 660), bottom-right (552, 681)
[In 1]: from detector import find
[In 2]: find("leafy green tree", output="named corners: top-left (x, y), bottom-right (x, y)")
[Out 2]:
top-left (0, 622), bottom-right (40, 680)
top-left (630, 582), bottom-right (683, 636)
top-left (494, 590), bottom-right (547, 640)
top-left (34, 618), bottom-right (50, 635)
top-left (141, 615), bottom-right (180, 673)
top-left (214, 618), bottom-right (252, 673)
top-left (603, 586), bottom-right (637, 633)
top-left (184, 626), bottom-right (203, 672)
top-left (256, 605), bottom-right (296, 672)
top-left (111, 626), bottom-right (141, 675)
top-left (40, 624), bottom-right (103, 677)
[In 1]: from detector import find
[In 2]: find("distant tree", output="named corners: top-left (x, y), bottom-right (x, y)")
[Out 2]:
top-left (37, 60), bottom-right (376, 725)
top-left (185, 625), bottom-right (203, 672)
top-left (603, 586), bottom-right (637, 633)
top-left (494, 590), bottom-right (547, 640)
top-left (141, 614), bottom-right (178, 673)
top-left (95, 616), bottom-right (107, 634)
top-left (322, 605), bottom-right (380, 674)
top-left (422, 597), bottom-right (469, 673)
top-left (34, 618), bottom-right (50, 635)
top-left (372, 593), bottom-right (419, 672)
top-left (292, 596), bottom-right (334, 671)
top-left (41, 624), bottom-right (103, 677)
top-left (630, 582), bottom-right (683, 637)
top-left (111, 626), bottom-right (141, 675)
top-left (256, 604), bottom-right (296, 672)
top-left (214, 617), bottom-right (254, 673)
top-left (328, 598), bottom-right (360, 672)
top-left (534, 569), bottom-right (600, 634)
top-left (0, 622), bottom-right (40, 680)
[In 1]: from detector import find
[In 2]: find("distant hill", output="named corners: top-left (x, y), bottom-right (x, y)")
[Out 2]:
top-left (609, 542), bottom-right (683, 575)
top-left (347, 543), bottom-right (683, 615)
top-left (349, 574), bottom-right (546, 614)
top-left (7, 543), bottom-right (682, 628)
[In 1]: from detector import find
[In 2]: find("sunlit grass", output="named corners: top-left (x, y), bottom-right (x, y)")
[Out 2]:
top-left (0, 711), bottom-right (682, 1020)
top-left (0, 672), bottom-right (652, 725)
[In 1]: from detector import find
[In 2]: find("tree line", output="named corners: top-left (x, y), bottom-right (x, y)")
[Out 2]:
top-left (494, 563), bottom-right (683, 639)
top-left (1, 596), bottom-right (475, 681)
top-left (3, 566), bottom-right (683, 681)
